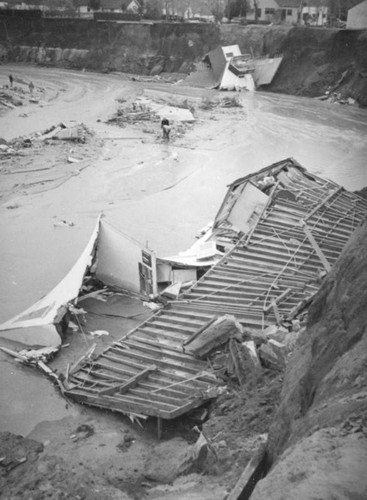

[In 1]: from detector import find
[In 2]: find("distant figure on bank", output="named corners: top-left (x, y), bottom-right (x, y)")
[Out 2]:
top-left (28, 81), bottom-right (34, 93)
top-left (9, 74), bottom-right (13, 87)
top-left (161, 117), bottom-right (171, 141)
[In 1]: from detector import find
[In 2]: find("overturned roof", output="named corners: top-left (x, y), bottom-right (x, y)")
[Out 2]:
top-left (65, 158), bottom-right (367, 420)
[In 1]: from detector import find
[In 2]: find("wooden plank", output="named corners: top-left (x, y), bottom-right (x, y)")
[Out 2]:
top-left (81, 368), bottom-right (194, 399)
top-left (85, 363), bottom-right (208, 393)
top-left (272, 302), bottom-right (281, 325)
top-left (69, 343), bottom-right (97, 376)
top-left (94, 359), bottom-right (212, 386)
top-left (98, 364), bottom-right (157, 396)
top-left (108, 346), bottom-right (202, 374)
top-left (304, 187), bottom-right (342, 221)
top-left (263, 288), bottom-right (292, 313)
top-left (301, 221), bottom-right (331, 272)
top-left (182, 315), bottom-right (217, 346)
top-left (120, 338), bottom-right (206, 366)
top-left (64, 390), bottom-right (173, 419)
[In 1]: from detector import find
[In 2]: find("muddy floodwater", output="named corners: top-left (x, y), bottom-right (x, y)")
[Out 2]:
top-left (1, 65), bottom-right (367, 436)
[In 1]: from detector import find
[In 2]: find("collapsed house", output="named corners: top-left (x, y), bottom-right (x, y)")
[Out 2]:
top-left (1, 158), bottom-right (367, 432)
top-left (201, 45), bottom-right (283, 91)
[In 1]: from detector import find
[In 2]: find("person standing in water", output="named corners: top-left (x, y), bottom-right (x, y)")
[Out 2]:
top-left (161, 118), bottom-right (171, 141)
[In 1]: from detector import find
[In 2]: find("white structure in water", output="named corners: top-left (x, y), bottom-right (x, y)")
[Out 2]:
top-left (205, 45), bottom-right (283, 92)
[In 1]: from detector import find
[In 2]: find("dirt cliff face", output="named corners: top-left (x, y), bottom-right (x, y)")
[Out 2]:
top-left (251, 220), bottom-right (367, 499)
top-left (1, 16), bottom-right (367, 104)
top-left (0, 17), bottom-right (220, 74)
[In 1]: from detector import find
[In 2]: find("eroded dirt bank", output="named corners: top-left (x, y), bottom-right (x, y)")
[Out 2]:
top-left (1, 15), bottom-right (367, 105)
top-left (251, 220), bottom-right (367, 499)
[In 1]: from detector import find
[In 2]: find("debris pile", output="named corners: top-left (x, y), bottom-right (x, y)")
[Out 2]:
top-left (315, 91), bottom-right (356, 105)
top-left (183, 314), bottom-right (302, 386)
top-left (200, 96), bottom-right (242, 110)
top-left (35, 122), bottom-right (91, 143)
top-left (106, 94), bottom-right (196, 140)
top-left (0, 78), bottom-right (45, 111)
top-left (0, 142), bottom-right (19, 157)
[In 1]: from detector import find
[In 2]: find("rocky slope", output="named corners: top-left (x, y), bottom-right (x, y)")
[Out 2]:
top-left (251, 219), bottom-right (367, 499)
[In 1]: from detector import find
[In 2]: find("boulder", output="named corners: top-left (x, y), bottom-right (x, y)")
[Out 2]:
top-left (185, 315), bottom-right (243, 359)
top-left (258, 343), bottom-right (284, 370)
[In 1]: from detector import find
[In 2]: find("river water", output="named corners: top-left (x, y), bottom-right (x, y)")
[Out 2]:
top-left (1, 66), bottom-right (367, 435)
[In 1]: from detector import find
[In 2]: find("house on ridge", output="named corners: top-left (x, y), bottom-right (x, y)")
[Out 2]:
top-left (99, 0), bottom-right (140, 13)
top-left (246, 0), bottom-right (301, 24)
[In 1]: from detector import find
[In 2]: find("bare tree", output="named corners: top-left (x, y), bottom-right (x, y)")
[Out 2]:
top-left (206, 0), bottom-right (225, 22)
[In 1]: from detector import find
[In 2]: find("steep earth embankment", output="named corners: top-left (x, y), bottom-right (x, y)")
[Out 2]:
top-left (0, 17), bottom-right (219, 74)
top-left (250, 220), bottom-right (367, 499)
top-left (1, 16), bottom-right (367, 104)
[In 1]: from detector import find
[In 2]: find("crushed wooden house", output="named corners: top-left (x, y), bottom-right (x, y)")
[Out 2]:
top-left (63, 158), bottom-right (367, 422)
top-left (2, 158), bottom-right (367, 426)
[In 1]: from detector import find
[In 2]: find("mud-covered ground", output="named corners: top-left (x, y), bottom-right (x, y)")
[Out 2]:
top-left (1, 64), bottom-right (367, 499)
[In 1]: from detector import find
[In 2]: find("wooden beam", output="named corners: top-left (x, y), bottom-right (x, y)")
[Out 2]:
top-left (304, 187), bottom-right (342, 221)
top-left (272, 302), bottom-right (281, 325)
top-left (98, 365), bottom-right (157, 396)
top-left (263, 288), bottom-right (292, 313)
top-left (183, 316), bottom-right (217, 346)
top-left (226, 442), bottom-right (268, 500)
top-left (301, 221), bottom-right (331, 272)
top-left (69, 343), bottom-right (97, 376)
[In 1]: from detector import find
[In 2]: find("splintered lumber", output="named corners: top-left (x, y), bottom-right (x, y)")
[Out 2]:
top-left (263, 288), bottom-right (292, 313)
top-left (226, 442), bottom-right (268, 500)
top-left (69, 343), bottom-right (97, 376)
top-left (242, 341), bottom-right (262, 371)
top-left (0, 346), bottom-right (28, 363)
top-left (271, 302), bottom-right (281, 324)
top-left (228, 339), bottom-right (247, 386)
top-left (286, 292), bottom-right (316, 320)
top-left (184, 315), bottom-right (242, 358)
top-left (228, 339), bottom-right (261, 386)
top-left (98, 365), bottom-right (157, 396)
